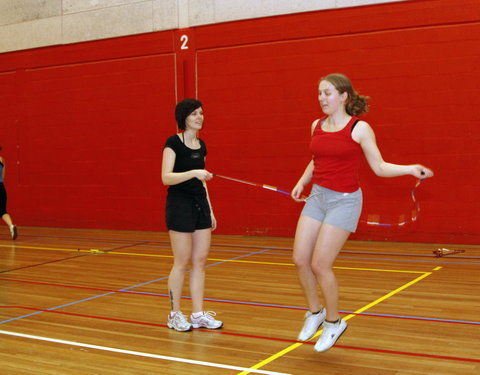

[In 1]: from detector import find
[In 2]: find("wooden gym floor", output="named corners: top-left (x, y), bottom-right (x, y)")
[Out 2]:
top-left (0, 227), bottom-right (479, 374)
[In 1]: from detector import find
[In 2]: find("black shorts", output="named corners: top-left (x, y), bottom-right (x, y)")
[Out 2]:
top-left (165, 191), bottom-right (212, 233)
top-left (0, 183), bottom-right (7, 216)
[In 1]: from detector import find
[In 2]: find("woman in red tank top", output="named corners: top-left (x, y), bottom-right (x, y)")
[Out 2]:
top-left (290, 74), bottom-right (434, 352)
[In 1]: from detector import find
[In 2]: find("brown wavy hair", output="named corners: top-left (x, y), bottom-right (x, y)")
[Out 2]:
top-left (321, 73), bottom-right (369, 116)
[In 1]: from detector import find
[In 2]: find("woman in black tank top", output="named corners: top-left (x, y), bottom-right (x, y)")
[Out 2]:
top-left (161, 99), bottom-right (223, 332)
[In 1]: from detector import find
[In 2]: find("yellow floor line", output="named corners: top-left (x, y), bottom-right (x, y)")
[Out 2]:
top-left (0, 244), bottom-right (429, 274)
top-left (0, 243), bottom-right (74, 252)
top-left (237, 270), bottom-right (434, 375)
top-left (2, 241), bottom-right (441, 374)
top-left (334, 266), bottom-right (426, 274)
top-left (100, 252), bottom-right (426, 273)
top-left (108, 251), bottom-right (171, 258)
top-left (342, 272), bottom-right (432, 320)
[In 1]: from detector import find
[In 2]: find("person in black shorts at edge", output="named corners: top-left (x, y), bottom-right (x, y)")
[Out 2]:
top-left (0, 146), bottom-right (18, 240)
top-left (161, 98), bottom-right (223, 332)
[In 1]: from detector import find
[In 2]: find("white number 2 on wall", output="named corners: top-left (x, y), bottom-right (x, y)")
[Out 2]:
top-left (180, 35), bottom-right (189, 50)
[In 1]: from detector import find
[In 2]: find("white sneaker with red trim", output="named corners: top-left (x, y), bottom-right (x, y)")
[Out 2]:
top-left (167, 311), bottom-right (192, 332)
top-left (190, 311), bottom-right (223, 329)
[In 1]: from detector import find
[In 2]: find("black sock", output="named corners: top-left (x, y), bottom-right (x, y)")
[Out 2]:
top-left (311, 308), bottom-right (324, 315)
top-left (326, 318), bottom-right (340, 324)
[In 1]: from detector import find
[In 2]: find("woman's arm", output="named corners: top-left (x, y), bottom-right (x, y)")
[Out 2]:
top-left (203, 179), bottom-right (216, 230)
top-left (291, 119), bottom-right (320, 201)
top-left (161, 147), bottom-right (212, 186)
top-left (353, 121), bottom-right (434, 179)
top-left (291, 160), bottom-right (314, 202)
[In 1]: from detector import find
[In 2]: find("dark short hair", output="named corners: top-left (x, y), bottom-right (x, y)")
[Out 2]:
top-left (175, 98), bottom-right (203, 130)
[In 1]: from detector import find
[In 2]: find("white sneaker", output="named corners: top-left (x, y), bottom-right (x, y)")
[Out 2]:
top-left (190, 311), bottom-right (223, 329)
top-left (314, 319), bottom-right (347, 352)
top-left (297, 308), bottom-right (326, 341)
top-left (167, 311), bottom-right (192, 332)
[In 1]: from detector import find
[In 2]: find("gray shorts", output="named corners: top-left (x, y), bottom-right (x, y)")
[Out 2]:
top-left (301, 184), bottom-right (363, 232)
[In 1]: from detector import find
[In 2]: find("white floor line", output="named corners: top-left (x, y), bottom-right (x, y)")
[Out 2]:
top-left (0, 330), bottom-right (291, 375)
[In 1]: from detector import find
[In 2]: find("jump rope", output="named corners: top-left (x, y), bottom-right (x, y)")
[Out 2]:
top-left (214, 174), bottom-right (466, 257)
top-left (214, 173), bottom-right (423, 228)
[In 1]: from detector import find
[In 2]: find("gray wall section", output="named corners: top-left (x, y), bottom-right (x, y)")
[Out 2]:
top-left (0, 0), bottom-right (405, 53)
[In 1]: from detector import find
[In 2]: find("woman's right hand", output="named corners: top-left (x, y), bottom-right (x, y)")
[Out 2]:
top-left (195, 169), bottom-right (213, 181)
top-left (291, 183), bottom-right (305, 202)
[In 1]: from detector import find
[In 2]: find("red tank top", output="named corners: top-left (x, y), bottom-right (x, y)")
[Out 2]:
top-left (310, 116), bottom-right (362, 193)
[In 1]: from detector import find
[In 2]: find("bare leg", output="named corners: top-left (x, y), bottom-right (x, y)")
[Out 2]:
top-left (190, 228), bottom-right (211, 313)
top-left (311, 223), bottom-right (350, 321)
top-left (292, 215), bottom-right (323, 312)
top-left (167, 230), bottom-right (192, 312)
top-left (2, 214), bottom-right (13, 227)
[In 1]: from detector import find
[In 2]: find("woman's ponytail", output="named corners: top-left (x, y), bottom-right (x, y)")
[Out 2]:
top-left (346, 91), bottom-right (369, 116)
top-left (321, 73), bottom-right (370, 116)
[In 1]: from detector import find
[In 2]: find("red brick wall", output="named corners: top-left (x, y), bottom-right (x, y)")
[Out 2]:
top-left (0, 0), bottom-right (478, 243)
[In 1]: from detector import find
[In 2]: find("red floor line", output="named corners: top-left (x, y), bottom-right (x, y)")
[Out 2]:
top-left (0, 254), bottom-right (88, 274)
top-left (336, 344), bottom-right (480, 363)
top-left (2, 305), bottom-right (295, 344)
top-left (0, 277), bottom-right (123, 293)
top-left (1, 305), bottom-right (478, 364)
top-left (349, 312), bottom-right (479, 325)
top-left (1, 277), bottom-right (479, 326)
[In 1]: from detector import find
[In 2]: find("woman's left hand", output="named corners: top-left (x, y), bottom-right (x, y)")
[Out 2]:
top-left (412, 165), bottom-right (434, 179)
top-left (211, 213), bottom-right (217, 231)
